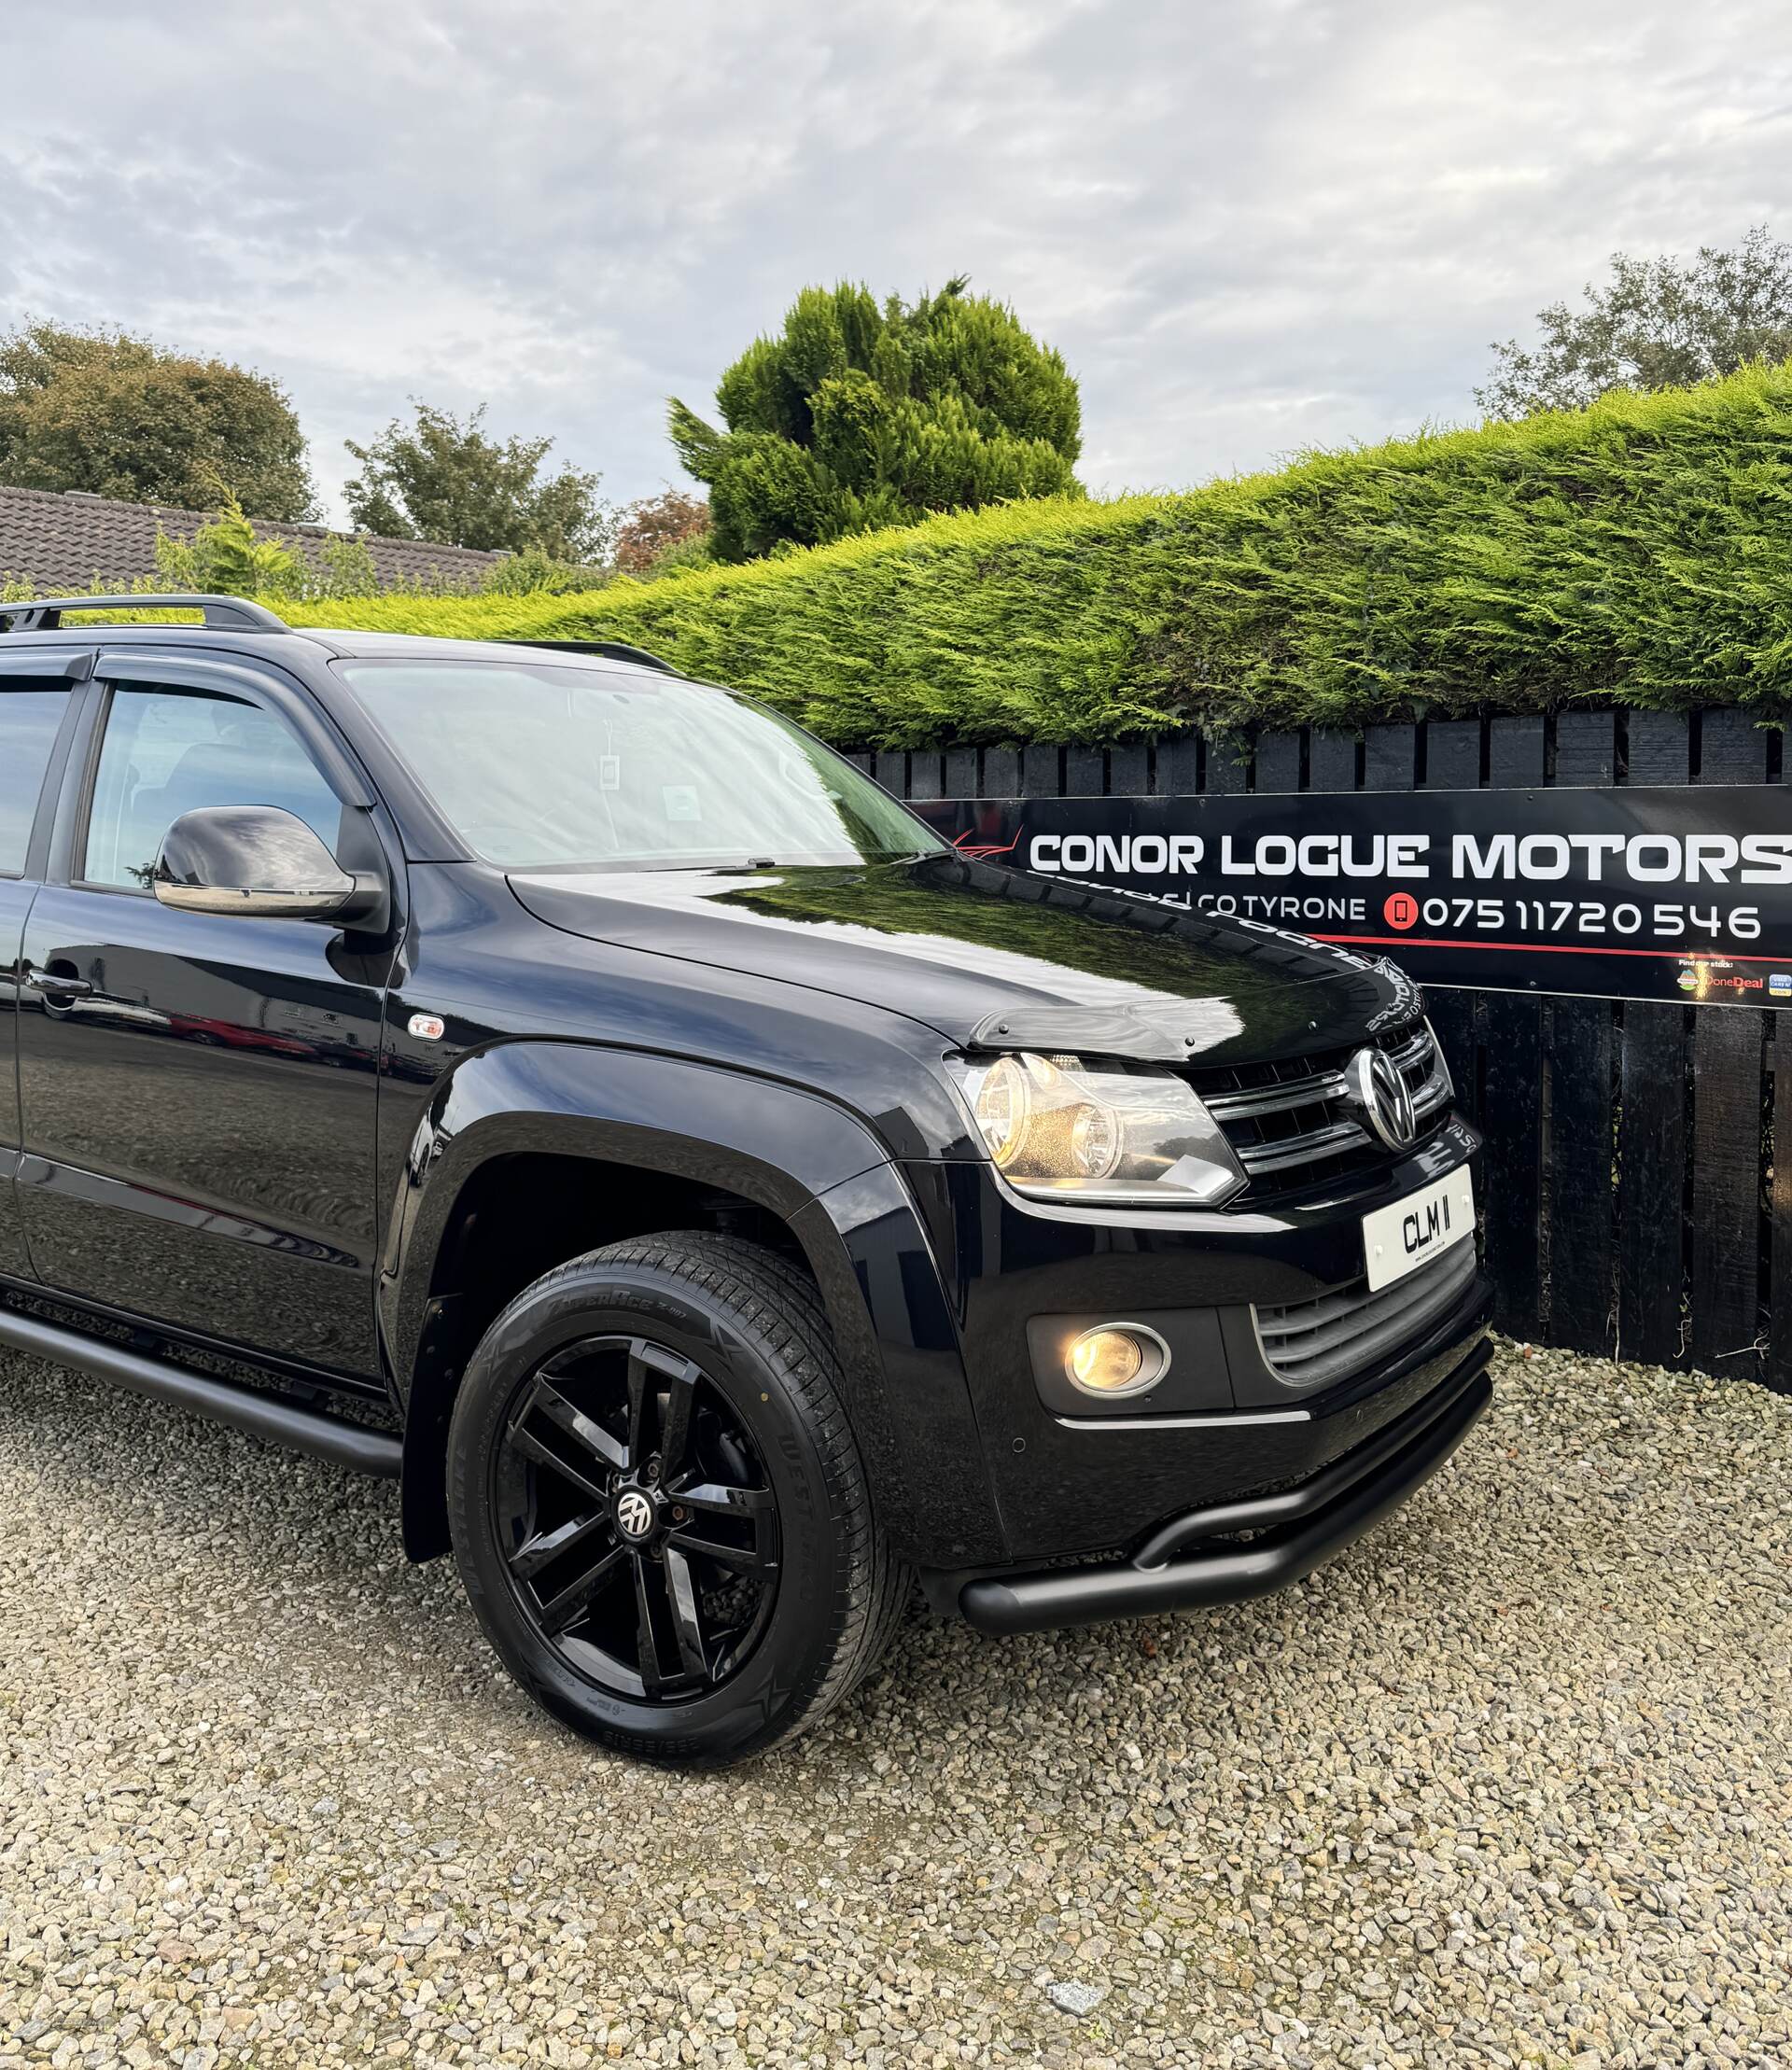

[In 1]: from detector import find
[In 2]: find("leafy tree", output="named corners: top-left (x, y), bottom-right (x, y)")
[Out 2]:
top-left (343, 401), bottom-right (612, 559)
top-left (0, 320), bottom-right (315, 519)
top-left (668, 277), bottom-right (1083, 560)
top-left (613, 488), bottom-right (712, 577)
top-left (1477, 227), bottom-right (1792, 418)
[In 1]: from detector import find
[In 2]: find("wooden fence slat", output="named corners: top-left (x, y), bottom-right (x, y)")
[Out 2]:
top-left (1556, 711), bottom-right (1617, 787)
top-left (907, 752), bottom-right (944, 801)
top-left (1109, 745), bottom-right (1148, 795)
top-left (1423, 720), bottom-right (1479, 790)
top-left (1255, 732), bottom-right (1300, 793)
top-left (1020, 745), bottom-right (1059, 797)
top-left (1700, 707), bottom-right (1770, 785)
top-left (1617, 1005), bottom-right (1687, 1365)
top-left (945, 747), bottom-right (978, 798)
top-left (1159, 738), bottom-right (1200, 794)
top-left (1548, 1000), bottom-right (1617, 1354)
top-left (1772, 1025), bottom-right (1792, 1395)
top-left (983, 747), bottom-right (1018, 798)
top-left (1064, 747), bottom-right (1104, 796)
top-left (1479, 994), bottom-right (1545, 1336)
top-left (1627, 711), bottom-right (1690, 785)
top-left (874, 750), bottom-right (907, 795)
top-left (1489, 715), bottom-right (1546, 788)
top-left (1309, 730), bottom-right (1356, 791)
top-left (1365, 723), bottom-right (1415, 790)
top-left (1689, 1011), bottom-right (1766, 1372)
top-left (1207, 744), bottom-right (1248, 793)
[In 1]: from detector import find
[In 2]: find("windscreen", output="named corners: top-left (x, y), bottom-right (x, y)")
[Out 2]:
top-left (335, 658), bottom-right (945, 872)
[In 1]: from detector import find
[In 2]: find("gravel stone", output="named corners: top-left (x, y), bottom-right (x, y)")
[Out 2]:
top-left (1, 1336), bottom-right (1787, 2067)
top-left (1046, 1979), bottom-right (1108, 2016)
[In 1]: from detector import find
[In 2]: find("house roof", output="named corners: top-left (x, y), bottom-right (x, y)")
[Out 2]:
top-left (0, 483), bottom-right (506, 594)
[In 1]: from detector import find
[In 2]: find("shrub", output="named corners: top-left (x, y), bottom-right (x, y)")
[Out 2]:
top-left (157, 497), bottom-right (302, 595)
top-left (274, 363), bottom-right (1792, 747)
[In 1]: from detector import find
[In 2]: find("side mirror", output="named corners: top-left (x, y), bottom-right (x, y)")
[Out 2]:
top-left (152, 805), bottom-right (382, 923)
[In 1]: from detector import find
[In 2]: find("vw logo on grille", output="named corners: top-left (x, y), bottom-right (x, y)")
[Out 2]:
top-left (615, 1489), bottom-right (656, 1540)
top-left (1349, 1045), bottom-right (1418, 1151)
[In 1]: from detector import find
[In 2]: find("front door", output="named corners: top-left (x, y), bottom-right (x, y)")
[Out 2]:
top-left (17, 658), bottom-right (394, 1376)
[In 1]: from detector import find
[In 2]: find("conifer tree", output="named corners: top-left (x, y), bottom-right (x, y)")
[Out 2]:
top-left (669, 278), bottom-right (1082, 560)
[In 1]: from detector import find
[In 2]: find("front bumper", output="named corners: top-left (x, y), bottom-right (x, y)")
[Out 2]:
top-left (898, 1114), bottom-right (1490, 1566)
top-left (955, 1329), bottom-right (1492, 1634)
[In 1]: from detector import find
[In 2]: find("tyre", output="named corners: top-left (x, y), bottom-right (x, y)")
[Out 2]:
top-left (446, 1232), bottom-right (908, 1766)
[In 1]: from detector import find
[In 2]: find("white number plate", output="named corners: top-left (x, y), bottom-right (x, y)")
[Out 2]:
top-left (1362, 1170), bottom-right (1475, 1293)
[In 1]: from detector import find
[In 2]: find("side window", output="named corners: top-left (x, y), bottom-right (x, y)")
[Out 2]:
top-left (83, 684), bottom-right (344, 891)
top-left (0, 684), bottom-right (71, 876)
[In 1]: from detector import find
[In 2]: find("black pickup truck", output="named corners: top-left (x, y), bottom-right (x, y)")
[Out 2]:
top-left (0, 594), bottom-right (1492, 1765)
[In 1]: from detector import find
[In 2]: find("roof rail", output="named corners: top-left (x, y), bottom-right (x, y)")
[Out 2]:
top-left (498, 636), bottom-right (680, 676)
top-left (0, 593), bottom-right (289, 634)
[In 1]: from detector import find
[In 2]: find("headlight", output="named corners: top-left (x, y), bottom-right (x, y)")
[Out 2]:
top-left (949, 1052), bottom-right (1247, 1207)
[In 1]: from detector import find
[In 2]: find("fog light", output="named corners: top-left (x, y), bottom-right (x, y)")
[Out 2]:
top-left (1065, 1324), bottom-right (1169, 1398)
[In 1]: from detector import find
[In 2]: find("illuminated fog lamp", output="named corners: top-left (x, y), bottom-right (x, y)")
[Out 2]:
top-left (1065, 1323), bottom-right (1170, 1398)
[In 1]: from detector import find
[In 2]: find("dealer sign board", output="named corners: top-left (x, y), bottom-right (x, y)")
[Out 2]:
top-left (913, 788), bottom-right (1792, 1008)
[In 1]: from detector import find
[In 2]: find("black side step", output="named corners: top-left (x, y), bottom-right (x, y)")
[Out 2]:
top-left (0, 1307), bottom-right (401, 1477)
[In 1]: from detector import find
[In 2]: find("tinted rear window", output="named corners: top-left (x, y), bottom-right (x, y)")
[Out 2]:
top-left (0, 686), bottom-right (70, 874)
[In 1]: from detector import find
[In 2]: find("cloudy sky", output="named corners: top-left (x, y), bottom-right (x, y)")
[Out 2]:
top-left (5, 0), bottom-right (1789, 525)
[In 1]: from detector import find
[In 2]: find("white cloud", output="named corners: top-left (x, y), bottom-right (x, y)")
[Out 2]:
top-left (4, 0), bottom-right (1789, 522)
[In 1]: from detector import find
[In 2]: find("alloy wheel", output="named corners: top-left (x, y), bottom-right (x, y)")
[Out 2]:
top-left (491, 1334), bottom-right (780, 1702)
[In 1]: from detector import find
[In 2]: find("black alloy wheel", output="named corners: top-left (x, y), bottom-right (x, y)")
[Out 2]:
top-left (492, 1333), bottom-right (779, 1700)
top-left (447, 1233), bottom-right (911, 1765)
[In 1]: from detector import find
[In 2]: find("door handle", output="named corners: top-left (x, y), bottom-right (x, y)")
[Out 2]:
top-left (26, 967), bottom-right (95, 1006)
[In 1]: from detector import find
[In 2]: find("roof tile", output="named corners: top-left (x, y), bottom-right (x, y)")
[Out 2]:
top-left (0, 483), bottom-right (506, 594)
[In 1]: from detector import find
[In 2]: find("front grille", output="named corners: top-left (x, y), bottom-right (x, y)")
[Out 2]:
top-left (1253, 1238), bottom-right (1478, 1392)
top-left (1191, 1020), bottom-right (1451, 1196)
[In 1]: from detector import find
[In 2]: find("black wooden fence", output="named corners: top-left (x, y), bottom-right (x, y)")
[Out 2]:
top-left (851, 709), bottom-right (1788, 1392)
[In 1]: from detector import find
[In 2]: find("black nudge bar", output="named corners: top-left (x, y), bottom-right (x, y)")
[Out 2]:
top-left (959, 1339), bottom-right (1493, 1637)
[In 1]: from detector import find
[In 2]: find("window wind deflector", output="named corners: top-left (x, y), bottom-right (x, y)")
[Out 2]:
top-left (0, 649), bottom-right (93, 681)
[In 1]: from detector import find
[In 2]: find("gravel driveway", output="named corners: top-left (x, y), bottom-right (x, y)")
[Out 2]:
top-left (1, 1337), bottom-right (1786, 2070)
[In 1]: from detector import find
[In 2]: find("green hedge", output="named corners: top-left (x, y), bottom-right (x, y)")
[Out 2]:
top-left (280, 364), bottom-right (1792, 748)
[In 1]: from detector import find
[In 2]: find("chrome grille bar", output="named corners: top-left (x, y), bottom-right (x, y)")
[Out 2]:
top-left (1205, 1071), bottom-right (1351, 1124)
top-left (1207, 1024), bottom-right (1451, 1181)
top-left (1237, 1120), bottom-right (1366, 1175)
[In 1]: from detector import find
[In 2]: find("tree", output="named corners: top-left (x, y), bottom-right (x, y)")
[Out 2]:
top-left (612, 488), bottom-right (712, 577)
top-left (154, 496), bottom-right (302, 596)
top-left (343, 401), bottom-right (612, 560)
top-left (0, 320), bottom-right (315, 519)
top-left (668, 277), bottom-right (1083, 561)
top-left (1477, 227), bottom-right (1792, 418)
